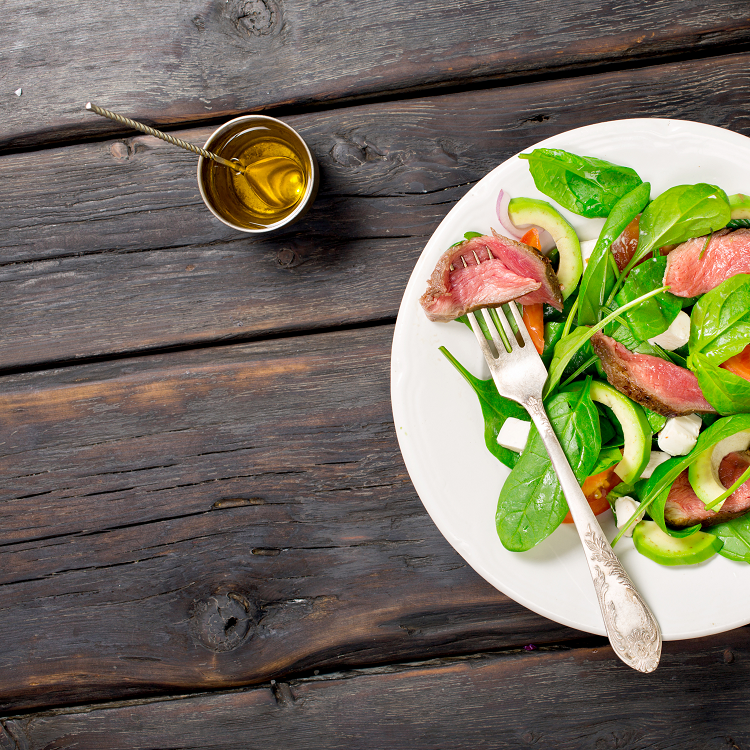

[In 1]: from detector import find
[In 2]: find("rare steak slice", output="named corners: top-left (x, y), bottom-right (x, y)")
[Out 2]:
top-left (419, 233), bottom-right (563, 322)
top-left (486, 229), bottom-right (563, 310)
top-left (591, 332), bottom-right (716, 416)
top-left (664, 228), bottom-right (750, 297)
top-left (664, 452), bottom-right (750, 528)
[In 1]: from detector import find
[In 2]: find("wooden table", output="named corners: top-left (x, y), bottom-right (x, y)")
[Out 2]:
top-left (3, 1), bottom-right (750, 747)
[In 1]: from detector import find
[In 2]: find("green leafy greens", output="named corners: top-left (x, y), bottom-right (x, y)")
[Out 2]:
top-left (613, 414), bottom-right (750, 544)
top-left (688, 275), bottom-right (750, 414)
top-left (614, 256), bottom-right (682, 341)
top-left (495, 381), bottom-right (601, 551)
top-left (519, 149), bottom-right (643, 218)
top-left (440, 346), bottom-right (527, 468)
top-left (626, 183), bottom-right (731, 273)
top-left (577, 182), bottom-right (651, 326)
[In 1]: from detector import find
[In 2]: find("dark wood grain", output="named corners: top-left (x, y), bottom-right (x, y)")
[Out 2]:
top-left (2, 53), bottom-right (750, 371)
top-left (0, 324), bottom-right (585, 712)
top-left (4, 631), bottom-right (750, 749)
top-left (3, 1), bottom-right (750, 151)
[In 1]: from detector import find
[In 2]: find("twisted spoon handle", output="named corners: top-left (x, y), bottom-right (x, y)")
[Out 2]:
top-left (526, 397), bottom-right (662, 673)
top-left (85, 102), bottom-right (242, 174)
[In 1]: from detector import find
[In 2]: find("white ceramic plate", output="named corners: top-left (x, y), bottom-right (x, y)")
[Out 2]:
top-left (391, 118), bottom-right (750, 641)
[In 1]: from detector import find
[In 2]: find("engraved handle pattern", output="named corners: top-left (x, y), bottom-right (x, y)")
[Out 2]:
top-left (526, 397), bottom-right (662, 673)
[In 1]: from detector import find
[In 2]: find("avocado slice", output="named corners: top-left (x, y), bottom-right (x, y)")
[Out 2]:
top-left (729, 193), bottom-right (750, 220)
top-left (589, 380), bottom-right (652, 484)
top-left (507, 197), bottom-right (582, 300)
top-left (633, 521), bottom-right (722, 566)
top-left (688, 429), bottom-right (750, 510)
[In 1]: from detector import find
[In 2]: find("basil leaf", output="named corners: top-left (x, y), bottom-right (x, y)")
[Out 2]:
top-left (712, 516), bottom-right (750, 563)
top-left (615, 256), bottom-right (682, 341)
top-left (519, 148), bottom-right (642, 218)
top-left (440, 347), bottom-right (527, 468)
top-left (689, 353), bottom-right (750, 415)
top-left (577, 182), bottom-right (651, 326)
top-left (689, 274), bottom-right (750, 365)
top-left (633, 183), bottom-right (731, 265)
top-left (496, 383), bottom-right (601, 551)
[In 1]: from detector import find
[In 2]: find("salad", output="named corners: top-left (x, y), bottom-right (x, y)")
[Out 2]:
top-left (423, 146), bottom-right (750, 568)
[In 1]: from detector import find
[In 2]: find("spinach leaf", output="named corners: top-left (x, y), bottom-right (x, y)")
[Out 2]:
top-left (689, 274), bottom-right (750, 365)
top-left (644, 407), bottom-right (667, 433)
top-left (613, 413), bottom-right (750, 543)
top-left (496, 382), bottom-right (601, 551)
top-left (449, 230), bottom-right (484, 248)
top-left (577, 182), bottom-right (651, 326)
top-left (712, 516), bottom-right (750, 563)
top-left (440, 346), bottom-right (527, 468)
top-left (685, 275), bottom-right (750, 413)
top-left (541, 321), bottom-right (565, 366)
top-left (689, 353), bottom-right (750, 415)
top-left (544, 284), bottom-right (669, 397)
top-left (519, 149), bottom-right (642, 218)
top-left (614, 256), bottom-right (682, 341)
top-left (663, 347), bottom-right (688, 368)
top-left (590, 446), bottom-right (623, 475)
top-left (608, 322), bottom-right (669, 360)
top-left (598, 403), bottom-right (625, 447)
top-left (630, 183), bottom-right (730, 269)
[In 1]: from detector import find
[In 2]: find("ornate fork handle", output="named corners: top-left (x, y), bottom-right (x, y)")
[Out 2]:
top-left (526, 397), bottom-right (662, 673)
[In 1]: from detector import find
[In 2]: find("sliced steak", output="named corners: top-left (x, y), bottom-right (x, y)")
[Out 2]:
top-left (664, 228), bottom-right (750, 297)
top-left (419, 233), bottom-right (563, 322)
top-left (591, 332), bottom-right (716, 416)
top-left (488, 229), bottom-right (563, 310)
top-left (664, 451), bottom-right (750, 528)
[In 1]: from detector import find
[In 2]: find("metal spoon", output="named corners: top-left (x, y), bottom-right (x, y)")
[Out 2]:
top-left (84, 102), bottom-right (304, 209)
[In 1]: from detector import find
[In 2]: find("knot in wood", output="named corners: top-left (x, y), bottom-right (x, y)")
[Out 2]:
top-left (190, 592), bottom-right (258, 653)
top-left (236, 0), bottom-right (278, 36)
top-left (276, 247), bottom-right (301, 268)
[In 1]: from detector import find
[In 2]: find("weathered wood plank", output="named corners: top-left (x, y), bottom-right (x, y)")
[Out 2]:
top-left (2, 53), bottom-right (750, 371)
top-left (4, 631), bottom-right (750, 749)
top-left (0, 325), bottom-right (583, 712)
top-left (3, 0), bottom-right (750, 151)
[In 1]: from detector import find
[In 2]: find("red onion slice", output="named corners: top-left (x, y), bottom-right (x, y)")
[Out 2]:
top-left (495, 188), bottom-right (556, 253)
top-left (495, 189), bottom-right (525, 239)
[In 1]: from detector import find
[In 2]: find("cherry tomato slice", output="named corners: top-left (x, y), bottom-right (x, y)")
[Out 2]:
top-left (562, 466), bottom-right (621, 524)
top-left (722, 344), bottom-right (750, 381)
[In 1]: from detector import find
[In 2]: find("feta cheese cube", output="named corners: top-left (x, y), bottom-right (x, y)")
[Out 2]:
top-left (640, 450), bottom-right (671, 479)
top-left (647, 311), bottom-right (691, 351)
top-left (497, 417), bottom-right (532, 453)
top-left (614, 495), bottom-right (644, 537)
top-left (657, 414), bottom-right (702, 456)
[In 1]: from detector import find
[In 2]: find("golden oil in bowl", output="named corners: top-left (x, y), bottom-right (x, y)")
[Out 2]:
top-left (198, 115), bottom-right (318, 233)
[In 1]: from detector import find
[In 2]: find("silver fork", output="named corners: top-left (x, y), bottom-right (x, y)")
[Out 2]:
top-left (468, 302), bottom-right (661, 673)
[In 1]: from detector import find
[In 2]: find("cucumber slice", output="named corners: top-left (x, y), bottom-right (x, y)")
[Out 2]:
top-left (633, 521), bottom-right (722, 566)
top-left (729, 193), bottom-right (750, 220)
top-left (589, 380), bottom-right (652, 484)
top-left (688, 429), bottom-right (750, 510)
top-left (507, 197), bottom-right (582, 300)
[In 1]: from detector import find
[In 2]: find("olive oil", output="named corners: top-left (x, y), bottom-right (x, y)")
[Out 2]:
top-left (199, 118), bottom-right (316, 231)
